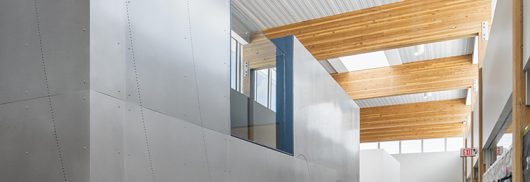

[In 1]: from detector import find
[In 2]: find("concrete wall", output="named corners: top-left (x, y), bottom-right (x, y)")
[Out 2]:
top-left (0, 0), bottom-right (90, 181)
top-left (360, 150), bottom-right (400, 182)
top-left (393, 152), bottom-right (462, 182)
top-left (482, 0), bottom-right (513, 147)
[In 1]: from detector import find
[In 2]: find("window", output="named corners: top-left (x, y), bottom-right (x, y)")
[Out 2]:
top-left (254, 67), bottom-right (277, 111)
top-left (360, 142), bottom-right (379, 150)
top-left (380, 141), bottom-right (400, 154)
top-left (230, 37), bottom-right (245, 93)
top-left (423, 138), bottom-right (445, 153)
top-left (401, 140), bottom-right (422, 154)
top-left (229, 29), bottom-right (292, 154)
top-left (446, 137), bottom-right (463, 152)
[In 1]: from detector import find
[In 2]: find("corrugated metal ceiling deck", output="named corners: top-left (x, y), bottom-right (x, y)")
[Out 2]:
top-left (354, 89), bottom-right (468, 108)
top-left (231, 0), bottom-right (400, 32)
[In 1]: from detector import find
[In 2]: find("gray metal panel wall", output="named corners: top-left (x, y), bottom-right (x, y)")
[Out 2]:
top-left (0, 0), bottom-right (90, 181)
top-left (292, 37), bottom-right (360, 182)
top-left (482, 0), bottom-right (513, 146)
top-left (0, 0), bottom-right (365, 181)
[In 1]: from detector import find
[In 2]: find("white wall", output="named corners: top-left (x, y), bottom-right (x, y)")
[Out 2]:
top-left (393, 152), bottom-right (462, 182)
top-left (482, 0), bottom-right (513, 146)
top-left (360, 150), bottom-right (400, 182)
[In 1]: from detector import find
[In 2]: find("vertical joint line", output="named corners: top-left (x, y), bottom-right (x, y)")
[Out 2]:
top-left (125, 1), bottom-right (156, 182)
top-left (33, 0), bottom-right (68, 181)
top-left (185, 1), bottom-right (213, 182)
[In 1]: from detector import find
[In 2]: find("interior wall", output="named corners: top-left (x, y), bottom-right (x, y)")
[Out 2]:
top-left (360, 150), bottom-right (400, 182)
top-left (91, 1), bottom-right (360, 182)
top-left (0, 0), bottom-right (90, 181)
top-left (482, 0), bottom-right (513, 146)
top-left (291, 37), bottom-right (360, 181)
top-left (393, 152), bottom-right (462, 182)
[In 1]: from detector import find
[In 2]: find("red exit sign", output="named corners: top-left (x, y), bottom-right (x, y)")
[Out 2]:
top-left (460, 148), bottom-right (477, 157)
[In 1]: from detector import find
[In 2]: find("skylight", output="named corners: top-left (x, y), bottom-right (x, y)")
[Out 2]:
top-left (339, 51), bottom-right (390, 71)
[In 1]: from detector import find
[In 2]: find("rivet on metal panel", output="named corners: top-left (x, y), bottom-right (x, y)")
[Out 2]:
top-left (117, 42), bottom-right (121, 46)
top-left (82, 27), bottom-right (87, 32)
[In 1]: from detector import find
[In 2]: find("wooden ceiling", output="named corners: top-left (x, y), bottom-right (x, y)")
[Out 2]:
top-left (254, 0), bottom-right (489, 142)
top-left (263, 0), bottom-right (491, 60)
top-left (361, 99), bottom-right (469, 142)
top-left (332, 55), bottom-right (478, 100)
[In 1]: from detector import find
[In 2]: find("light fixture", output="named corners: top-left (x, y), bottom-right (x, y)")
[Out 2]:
top-left (423, 92), bottom-right (433, 99)
top-left (413, 45), bottom-right (425, 56)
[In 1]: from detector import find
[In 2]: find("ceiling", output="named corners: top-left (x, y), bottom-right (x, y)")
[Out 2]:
top-left (323, 37), bottom-right (477, 73)
top-left (232, 0), bottom-right (487, 143)
top-left (355, 89), bottom-right (469, 108)
top-left (231, 0), bottom-right (400, 33)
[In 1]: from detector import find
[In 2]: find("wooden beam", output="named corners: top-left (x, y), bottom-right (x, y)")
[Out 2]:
top-left (362, 131), bottom-right (464, 143)
top-left (333, 55), bottom-right (478, 100)
top-left (360, 99), bottom-right (469, 142)
top-left (243, 33), bottom-right (277, 69)
top-left (263, 0), bottom-right (491, 60)
top-left (512, 0), bottom-right (527, 181)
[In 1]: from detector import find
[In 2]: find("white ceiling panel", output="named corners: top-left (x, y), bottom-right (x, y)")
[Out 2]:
top-left (231, 0), bottom-right (400, 32)
top-left (387, 37), bottom-right (476, 64)
top-left (354, 89), bottom-right (468, 108)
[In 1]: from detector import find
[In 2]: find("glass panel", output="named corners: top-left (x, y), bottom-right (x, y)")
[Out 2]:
top-left (360, 142), bottom-right (378, 150)
top-left (401, 140), bottom-right (421, 154)
top-left (380, 141), bottom-right (400, 154)
top-left (423, 138), bottom-right (445, 153)
top-left (255, 69), bottom-right (269, 107)
top-left (270, 68), bottom-right (277, 112)
top-left (446, 137), bottom-right (463, 152)
top-left (229, 11), bottom-right (288, 152)
top-left (230, 38), bottom-right (237, 90)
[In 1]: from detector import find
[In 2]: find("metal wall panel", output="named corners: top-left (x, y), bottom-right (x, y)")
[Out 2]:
top-left (123, 103), bottom-right (153, 182)
top-left (90, 91), bottom-right (124, 182)
top-left (189, 0), bottom-right (231, 134)
top-left (88, 1), bottom-right (361, 182)
top-left (0, 96), bottom-right (63, 182)
top-left (292, 37), bottom-right (360, 182)
top-left (90, 0), bottom-right (127, 99)
top-left (0, 0), bottom-right (47, 104)
top-left (0, 0), bottom-right (90, 181)
top-left (126, 0), bottom-right (202, 127)
top-left (38, 0), bottom-right (90, 96)
top-left (482, 0), bottom-right (513, 146)
top-left (52, 91), bottom-right (90, 182)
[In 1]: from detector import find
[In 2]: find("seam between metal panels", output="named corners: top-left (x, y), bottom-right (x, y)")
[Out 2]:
top-left (32, 0), bottom-right (68, 181)
top-left (185, 1), bottom-right (214, 181)
top-left (125, 1), bottom-right (156, 182)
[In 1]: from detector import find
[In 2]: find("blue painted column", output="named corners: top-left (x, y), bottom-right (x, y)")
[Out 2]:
top-left (272, 36), bottom-right (294, 155)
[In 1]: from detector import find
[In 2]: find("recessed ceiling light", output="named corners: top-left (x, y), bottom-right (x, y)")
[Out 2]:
top-left (423, 92), bottom-right (433, 99)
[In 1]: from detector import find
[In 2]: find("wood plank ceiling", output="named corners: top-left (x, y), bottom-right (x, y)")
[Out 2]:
top-left (263, 0), bottom-right (491, 60)
top-left (249, 0), bottom-right (490, 142)
top-left (332, 55), bottom-right (478, 100)
top-left (361, 99), bottom-right (470, 142)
